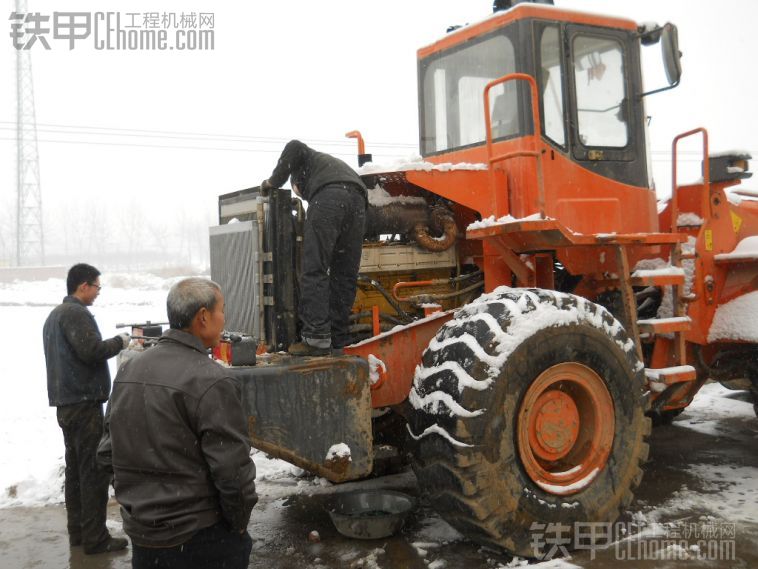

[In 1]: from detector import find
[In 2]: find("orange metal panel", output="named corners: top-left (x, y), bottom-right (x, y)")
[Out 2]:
top-left (344, 312), bottom-right (453, 408)
top-left (637, 317), bottom-right (691, 335)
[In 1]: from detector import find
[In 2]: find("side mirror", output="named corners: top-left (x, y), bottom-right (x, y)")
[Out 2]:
top-left (661, 23), bottom-right (682, 86)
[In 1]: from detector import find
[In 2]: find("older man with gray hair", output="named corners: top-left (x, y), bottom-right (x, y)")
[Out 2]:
top-left (98, 278), bottom-right (257, 569)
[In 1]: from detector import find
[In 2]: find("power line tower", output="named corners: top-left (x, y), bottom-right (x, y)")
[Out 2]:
top-left (15, 0), bottom-right (45, 266)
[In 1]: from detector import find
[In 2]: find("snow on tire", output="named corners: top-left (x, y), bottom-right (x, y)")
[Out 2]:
top-left (407, 287), bottom-right (651, 558)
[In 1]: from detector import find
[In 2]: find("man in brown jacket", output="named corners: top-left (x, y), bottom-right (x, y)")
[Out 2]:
top-left (98, 278), bottom-right (257, 569)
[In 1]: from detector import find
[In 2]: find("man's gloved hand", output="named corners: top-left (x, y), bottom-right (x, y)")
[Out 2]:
top-left (260, 179), bottom-right (273, 196)
top-left (118, 333), bottom-right (131, 349)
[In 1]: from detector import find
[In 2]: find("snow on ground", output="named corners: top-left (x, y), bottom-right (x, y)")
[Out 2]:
top-left (631, 382), bottom-right (758, 530)
top-left (677, 382), bottom-right (755, 437)
top-left (0, 272), bottom-right (186, 508)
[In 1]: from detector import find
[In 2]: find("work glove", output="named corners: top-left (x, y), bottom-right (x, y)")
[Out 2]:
top-left (117, 332), bottom-right (131, 349)
top-left (260, 179), bottom-right (273, 196)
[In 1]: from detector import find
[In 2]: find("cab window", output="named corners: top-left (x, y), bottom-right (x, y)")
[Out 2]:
top-left (572, 35), bottom-right (628, 148)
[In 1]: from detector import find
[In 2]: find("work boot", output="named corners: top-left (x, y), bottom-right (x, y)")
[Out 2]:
top-left (288, 342), bottom-right (330, 357)
top-left (84, 536), bottom-right (129, 555)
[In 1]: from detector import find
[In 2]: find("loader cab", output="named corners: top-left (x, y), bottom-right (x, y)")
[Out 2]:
top-left (418, 5), bottom-right (658, 192)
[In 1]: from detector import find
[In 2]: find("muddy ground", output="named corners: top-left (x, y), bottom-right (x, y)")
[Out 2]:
top-left (1, 387), bottom-right (757, 569)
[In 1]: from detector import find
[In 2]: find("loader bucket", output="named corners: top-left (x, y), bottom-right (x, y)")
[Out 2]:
top-left (230, 356), bottom-right (373, 483)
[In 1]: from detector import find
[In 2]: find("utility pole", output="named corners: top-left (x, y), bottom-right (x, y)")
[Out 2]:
top-left (15, 0), bottom-right (45, 266)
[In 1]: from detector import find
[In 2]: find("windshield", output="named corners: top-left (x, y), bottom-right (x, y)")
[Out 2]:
top-left (420, 29), bottom-right (525, 156)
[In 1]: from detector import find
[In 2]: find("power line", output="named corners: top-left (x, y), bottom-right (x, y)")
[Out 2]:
top-left (0, 121), bottom-right (419, 149)
top-left (0, 136), bottom-right (413, 159)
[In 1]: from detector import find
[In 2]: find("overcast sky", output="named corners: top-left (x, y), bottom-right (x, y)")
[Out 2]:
top-left (1, 0), bottom-right (756, 263)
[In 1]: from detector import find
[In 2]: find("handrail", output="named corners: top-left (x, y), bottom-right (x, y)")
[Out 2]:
top-left (671, 128), bottom-right (710, 234)
top-left (483, 72), bottom-right (545, 218)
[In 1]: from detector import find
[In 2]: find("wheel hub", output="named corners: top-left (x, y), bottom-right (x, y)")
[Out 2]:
top-left (531, 390), bottom-right (580, 461)
top-left (517, 362), bottom-right (615, 496)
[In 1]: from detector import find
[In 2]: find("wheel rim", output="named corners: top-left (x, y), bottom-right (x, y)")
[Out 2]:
top-left (517, 362), bottom-right (615, 496)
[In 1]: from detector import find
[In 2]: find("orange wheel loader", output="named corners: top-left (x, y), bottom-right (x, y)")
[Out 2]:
top-left (207, 0), bottom-right (758, 558)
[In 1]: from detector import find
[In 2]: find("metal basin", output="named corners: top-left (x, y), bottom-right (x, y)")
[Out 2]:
top-left (325, 490), bottom-right (415, 539)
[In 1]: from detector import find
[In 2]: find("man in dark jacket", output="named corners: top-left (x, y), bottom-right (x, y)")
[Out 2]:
top-left (98, 278), bottom-right (257, 569)
top-left (42, 263), bottom-right (130, 554)
top-left (262, 139), bottom-right (367, 356)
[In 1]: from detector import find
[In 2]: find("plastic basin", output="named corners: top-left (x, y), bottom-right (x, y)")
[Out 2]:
top-left (325, 490), bottom-right (415, 539)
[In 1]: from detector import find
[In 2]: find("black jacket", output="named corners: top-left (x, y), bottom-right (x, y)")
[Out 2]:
top-left (98, 329), bottom-right (258, 547)
top-left (268, 139), bottom-right (367, 202)
top-left (43, 296), bottom-right (123, 407)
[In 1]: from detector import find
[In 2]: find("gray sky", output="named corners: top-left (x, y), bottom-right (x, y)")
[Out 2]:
top-left (1, 0), bottom-right (756, 263)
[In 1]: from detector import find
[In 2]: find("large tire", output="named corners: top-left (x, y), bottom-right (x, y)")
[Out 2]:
top-left (408, 288), bottom-right (651, 558)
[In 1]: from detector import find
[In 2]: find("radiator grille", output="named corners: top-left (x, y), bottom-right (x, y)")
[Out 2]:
top-left (209, 221), bottom-right (260, 338)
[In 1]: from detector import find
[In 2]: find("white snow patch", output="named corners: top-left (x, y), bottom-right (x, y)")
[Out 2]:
top-left (632, 267), bottom-right (685, 278)
top-left (709, 149), bottom-right (752, 158)
top-left (676, 382), bottom-right (755, 437)
top-left (467, 212), bottom-right (546, 231)
top-left (366, 185), bottom-right (426, 207)
top-left (406, 423), bottom-right (472, 448)
top-left (367, 354), bottom-right (387, 385)
top-left (349, 547), bottom-right (385, 568)
top-left (415, 516), bottom-right (464, 544)
top-left (529, 561), bottom-right (583, 569)
top-left (632, 257), bottom-right (669, 272)
top-left (649, 543), bottom-right (698, 560)
top-left (0, 464), bottom-right (64, 508)
top-left (714, 235), bottom-right (758, 261)
top-left (639, 460), bottom-right (758, 526)
top-left (726, 187), bottom-right (758, 204)
top-left (358, 155), bottom-right (486, 175)
top-left (408, 387), bottom-right (485, 419)
top-left (536, 467), bottom-right (600, 494)
top-left (708, 291), bottom-right (758, 342)
top-left (638, 21), bottom-right (660, 34)
top-left (325, 443), bottom-right (351, 463)
top-left (677, 212), bottom-right (704, 226)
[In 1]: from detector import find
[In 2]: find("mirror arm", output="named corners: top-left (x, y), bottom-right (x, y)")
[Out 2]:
top-left (638, 78), bottom-right (680, 99)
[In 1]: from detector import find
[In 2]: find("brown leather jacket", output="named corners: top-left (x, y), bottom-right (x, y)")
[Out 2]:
top-left (98, 329), bottom-right (257, 547)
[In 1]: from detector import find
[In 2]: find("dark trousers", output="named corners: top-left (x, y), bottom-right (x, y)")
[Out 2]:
top-left (132, 523), bottom-right (253, 569)
top-left (300, 185), bottom-right (366, 349)
top-left (56, 401), bottom-right (110, 548)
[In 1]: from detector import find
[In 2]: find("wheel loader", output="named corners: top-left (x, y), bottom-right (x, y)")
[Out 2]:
top-left (205, 0), bottom-right (758, 558)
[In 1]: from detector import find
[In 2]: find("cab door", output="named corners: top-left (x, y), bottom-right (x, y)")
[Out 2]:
top-left (566, 24), bottom-right (648, 188)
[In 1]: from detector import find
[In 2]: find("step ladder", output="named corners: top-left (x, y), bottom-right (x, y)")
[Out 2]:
top-left (615, 244), bottom-right (697, 390)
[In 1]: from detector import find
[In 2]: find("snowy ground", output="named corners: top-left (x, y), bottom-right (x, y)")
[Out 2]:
top-left (0, 275), bottom-right (756, 568)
